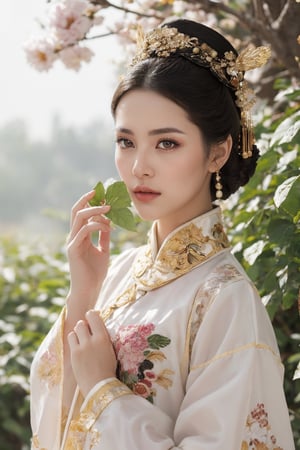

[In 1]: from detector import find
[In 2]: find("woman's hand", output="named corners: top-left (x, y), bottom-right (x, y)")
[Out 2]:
top-left (68, 310), bottom-right (117, 397)
top-left (66, 190), bottom-right (111, 312)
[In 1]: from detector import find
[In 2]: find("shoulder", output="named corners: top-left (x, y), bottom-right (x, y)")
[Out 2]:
top-left (191, 254), bottom-right (277, 346)
top-left (193, 250), bottom-right (254, 303)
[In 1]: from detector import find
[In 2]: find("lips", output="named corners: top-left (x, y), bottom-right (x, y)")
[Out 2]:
top-left (133, 186), bottom-right (160, 194)
top-left (133, 186), bottom-right (161, 202)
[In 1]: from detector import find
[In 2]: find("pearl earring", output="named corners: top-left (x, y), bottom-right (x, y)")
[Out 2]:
top-left (215, 171), bottom-right (223, 199)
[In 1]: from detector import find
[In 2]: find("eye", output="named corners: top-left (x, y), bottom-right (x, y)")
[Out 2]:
top-left (116, 137), bottom-right (134, 149)
top-left (157, 139), bottom-right (179, 150)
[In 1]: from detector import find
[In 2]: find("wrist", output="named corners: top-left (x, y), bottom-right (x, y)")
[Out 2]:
top-left (65, 293), bottom-right (98, 332)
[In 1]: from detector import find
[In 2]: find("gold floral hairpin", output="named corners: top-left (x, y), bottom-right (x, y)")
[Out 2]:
top-left (132, 26), bottom-right (271, 159)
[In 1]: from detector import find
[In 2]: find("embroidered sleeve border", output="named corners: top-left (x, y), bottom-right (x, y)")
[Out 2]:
top-left (66, 379), bottom-right (133, 439)
top-left (84, 378), bottom-right (132, 419)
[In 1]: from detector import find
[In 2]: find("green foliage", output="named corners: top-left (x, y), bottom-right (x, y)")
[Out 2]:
top-left (89, 180), bottom-right (137, 231)
top-left (0, 238), bottom-right (69, 450)
top-left (223, 84), bottom-right (300, 444)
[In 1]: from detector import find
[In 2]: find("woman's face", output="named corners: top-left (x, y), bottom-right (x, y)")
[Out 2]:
top-left (114, 89), bottom-right (216, 242)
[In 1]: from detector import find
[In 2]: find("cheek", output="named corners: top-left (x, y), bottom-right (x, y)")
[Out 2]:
top-left (115, 151), bottom-right (130, 179)
top-left (169, 152), bottom-right (207, 181)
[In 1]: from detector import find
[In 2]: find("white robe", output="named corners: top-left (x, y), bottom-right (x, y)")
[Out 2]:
top-left (30, 207), bottom-right (295, 449)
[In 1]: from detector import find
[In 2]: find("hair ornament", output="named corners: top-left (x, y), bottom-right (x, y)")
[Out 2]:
top-left (132, 25), bottom-right (271, 159)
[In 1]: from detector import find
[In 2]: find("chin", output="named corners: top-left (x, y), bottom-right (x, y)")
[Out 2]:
top-left (133, 205), bottom-right (158, 222)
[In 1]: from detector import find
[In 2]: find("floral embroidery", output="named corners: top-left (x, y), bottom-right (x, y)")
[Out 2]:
top-left (37, 331), bottom-right (62, 388)
top-left (241, 403), bottom-right (283, 450)
top-left (157, 222), bottom-right (228, 272)
top-left (31, 434), bottom-right (47, 450)
top-left (189, 264), bottom-right (243, 355)
top-left (101, 209), bottom-right (230, 322)
top-left (114, 323), bottom-right (174, 403)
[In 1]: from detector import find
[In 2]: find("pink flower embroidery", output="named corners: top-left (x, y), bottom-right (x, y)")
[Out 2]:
top-left (115, 324), bottom-right (155, 374)
top-left (114, 323), bottom-right (173, 403)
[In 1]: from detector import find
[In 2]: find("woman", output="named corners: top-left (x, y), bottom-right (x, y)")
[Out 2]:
top-left (30, 19), bottom-right (295, 449)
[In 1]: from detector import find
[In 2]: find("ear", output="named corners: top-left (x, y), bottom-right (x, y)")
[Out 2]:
top-left (208, 135), bottom-right (232, 173)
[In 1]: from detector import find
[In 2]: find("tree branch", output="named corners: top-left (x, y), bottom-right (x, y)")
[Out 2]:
top-left (271, 0), bottom-right (291, 30)
top-left (85, 31), bottom-right (115, 41)
top-left (91, 0), bottom-right (164, 20)
top-left (187, 0), bottom-right (266, 39)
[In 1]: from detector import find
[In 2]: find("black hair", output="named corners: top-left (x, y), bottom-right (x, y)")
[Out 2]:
top-left (111, 19), bottom-right (259, 201)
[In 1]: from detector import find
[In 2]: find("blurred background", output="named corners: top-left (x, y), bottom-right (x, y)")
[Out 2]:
top-left (0, 1), bottom-right (121, 241)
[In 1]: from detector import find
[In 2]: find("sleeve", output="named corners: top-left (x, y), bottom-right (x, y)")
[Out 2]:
top-left (30, 308), bottom-right (66, 450)
top-left (61, 279), bottom-right (295, 450)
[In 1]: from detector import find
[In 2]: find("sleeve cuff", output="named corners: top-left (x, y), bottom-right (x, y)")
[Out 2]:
top-left (81, 377), bottom-right (117, 411)
top-left (79, 378), bottom-right (133, 426)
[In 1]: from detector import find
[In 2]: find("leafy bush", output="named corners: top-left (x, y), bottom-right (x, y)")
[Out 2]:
top-left (224, 83), bottom-right (300, 445)
top-left (0, 238), bottom-right (69, 449)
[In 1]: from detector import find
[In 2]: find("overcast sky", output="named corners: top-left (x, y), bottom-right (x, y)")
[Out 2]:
top-left (0, 1), bottom-right (122, 140)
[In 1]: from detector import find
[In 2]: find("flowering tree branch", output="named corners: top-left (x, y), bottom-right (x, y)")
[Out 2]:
top-left (24, 0), bottom-right (299, 80)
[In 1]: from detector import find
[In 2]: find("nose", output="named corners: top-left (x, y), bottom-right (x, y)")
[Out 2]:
top-left (132, 150), bottom-right (154, 178)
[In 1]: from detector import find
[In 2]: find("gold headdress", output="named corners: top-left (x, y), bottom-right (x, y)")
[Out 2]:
top-left (132, 26), bottom-right (271, 159)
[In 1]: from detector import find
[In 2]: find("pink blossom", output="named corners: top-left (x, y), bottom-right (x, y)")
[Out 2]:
top-left (49, 0), bottom-right (93, 46)
top-left (23, 37), bottom-right (58, 72)
top-left (115, 323), bottom-right (155, 351)
top-left (114, 323), bottom-right (155, 373)
top-left (59, 45), bottom-right (94, 71)
top-left (118, 346), bottom-right (144, 373)
top-left (91, 15), bottom-right (104, 27)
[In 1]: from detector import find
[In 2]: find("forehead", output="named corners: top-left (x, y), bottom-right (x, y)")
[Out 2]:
top-left (114, 89), bottom-right (190, 126)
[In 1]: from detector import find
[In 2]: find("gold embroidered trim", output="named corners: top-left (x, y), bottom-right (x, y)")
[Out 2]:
top-left (64, 379), bottom-right (132, 448)
top-left (181, 264), bottom-right (243, 379)
top-left (190, 342), bottom-right (282, 372)
top-left (31, 434), bottom-right (47, 450)
top-left (37, 307), bottom-right (65, 388)
top-left (101, 212), bottom-right (230, 323)
top-left (100, 284), bottom-right (137, 322)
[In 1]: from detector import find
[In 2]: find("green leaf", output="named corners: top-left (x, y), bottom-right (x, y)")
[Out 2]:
top-left (267, 218), bottom-right (295, 245)
top-left (243, 240), bottom-right (265, 265)
top-left (105, 181), bottom-right (131, 208)
top-left (89, 180), bottom-right (137, 231)
top-left (147, 334), bottom-right (171, 350)
top-left (274, 175), bottom-right (300, 219)
top-left (270, 112), bottom-right (300, 147)
top-left (106, 207), bottom-right (136, 232)
top-left (282, 291), bottom-right (297, 310)
top-left (88, 181), bottom-right (105, 206)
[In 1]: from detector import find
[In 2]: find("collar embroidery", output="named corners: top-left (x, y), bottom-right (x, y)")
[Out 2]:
top-left (101, 208), bottom-right (230, 322)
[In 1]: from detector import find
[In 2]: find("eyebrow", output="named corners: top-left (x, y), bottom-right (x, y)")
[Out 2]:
top-left (116, 127), bottom-right (185, 136)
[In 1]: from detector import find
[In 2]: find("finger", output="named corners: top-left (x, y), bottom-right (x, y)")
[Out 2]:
top-left (73, 320), bottom-right (91, 343)
top-left (68, 205), bottom-right (111, 243)
top-left (85, 310), bottom-right (109, 339)
top-left (70, 190), bottom-right (96, 227)
top-left (68, 330), bottom-right (79, 348)
top-left (98, 225), bottom-right (111, 254)
top-left (68, 220), bottom-right (111, 251)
